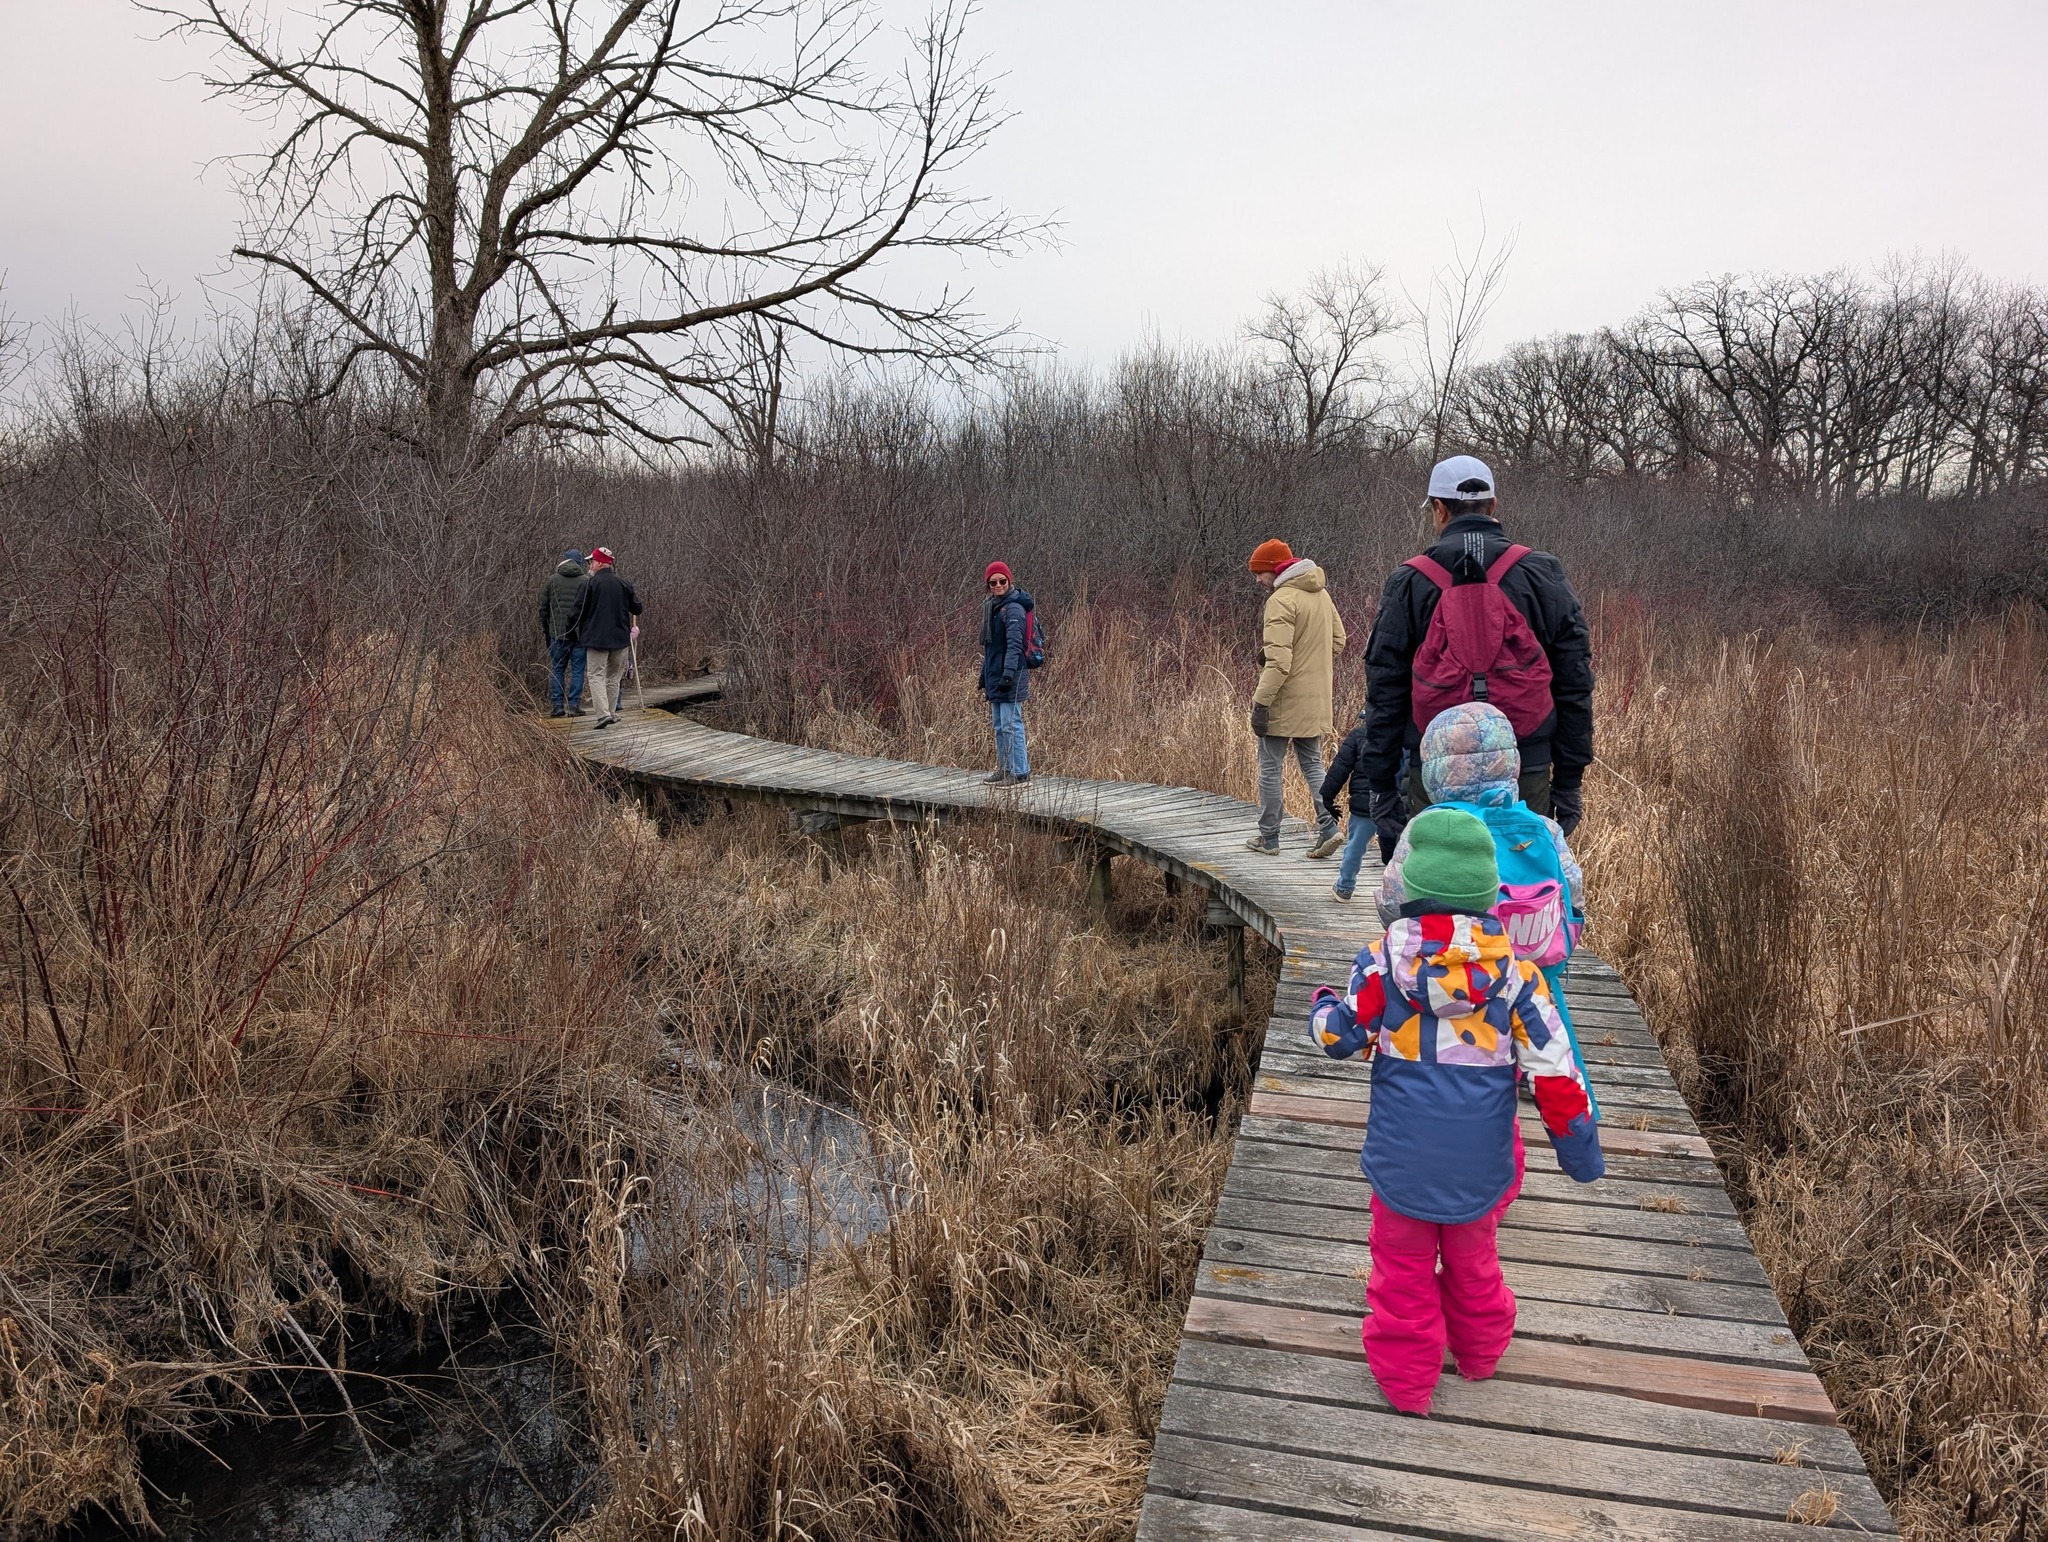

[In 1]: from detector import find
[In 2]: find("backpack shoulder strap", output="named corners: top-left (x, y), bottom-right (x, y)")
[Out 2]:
top-left (1404, 554), bottom-right (1454, 591)
top-left (1485, 544), bottom-right (1533, 585)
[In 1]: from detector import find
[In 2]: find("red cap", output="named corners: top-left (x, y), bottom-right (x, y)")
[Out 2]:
top-left (591, 547), bottom-right (614, 567)
top-left (1248, 539), bottom-right (1294, 574)
top-left (984, 560), bottom-right (1013, 583)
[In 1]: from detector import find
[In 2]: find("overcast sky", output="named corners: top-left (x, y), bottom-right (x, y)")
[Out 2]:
top-left (4, 0), bottom-right (2044, 366)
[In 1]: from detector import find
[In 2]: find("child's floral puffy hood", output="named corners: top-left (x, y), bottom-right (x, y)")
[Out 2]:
top-left (1419, 702), bottom-right (1520, 807)
top-left (1383, 912), bottom-right (1517, 1019)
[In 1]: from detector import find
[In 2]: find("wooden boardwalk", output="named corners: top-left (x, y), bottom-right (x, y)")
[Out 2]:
top-left (567, 699), bottom-right (1898, 1540)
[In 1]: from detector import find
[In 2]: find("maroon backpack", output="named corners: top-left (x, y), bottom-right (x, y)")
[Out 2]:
top-left (1403, 544), bottom-right (1555, 736)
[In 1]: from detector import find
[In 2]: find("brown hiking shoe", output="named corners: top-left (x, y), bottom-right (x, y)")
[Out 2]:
top-left (1306, 830), bottom-right (1345, 860)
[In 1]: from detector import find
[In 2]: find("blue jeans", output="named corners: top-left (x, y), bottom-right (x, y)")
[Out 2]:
top-left (1334, 813), bottom-right (1374, 897)
top-left (990, 700), bottom-right (1030, 777)
top-left (549, 637), bottom-right (587, 712)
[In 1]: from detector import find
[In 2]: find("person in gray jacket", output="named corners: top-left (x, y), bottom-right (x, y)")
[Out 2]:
top-left (540, 549), bottom-right (589, 716)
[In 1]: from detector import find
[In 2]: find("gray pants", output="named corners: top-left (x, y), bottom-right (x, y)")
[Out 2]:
top-left (1257, 734), bottom-right (1338, 844)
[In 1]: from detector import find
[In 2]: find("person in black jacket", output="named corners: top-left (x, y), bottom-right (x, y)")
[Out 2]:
top-left (1318, 717), bottom-right (1375, 902)
top-left (540, 549), bottom-right (589, 717)
top-left (1360, 456), bottom-right (1592, 856)
top-left (570, 547), bottom-right (643, 729)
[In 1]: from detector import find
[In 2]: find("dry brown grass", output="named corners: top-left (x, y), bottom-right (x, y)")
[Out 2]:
top-left (1584, 607), bottom-right (2048, 1540)
top-left (0, 630), bottom-right (683, 1531)
top-left (567, 809), bottom-right (1266, 1541)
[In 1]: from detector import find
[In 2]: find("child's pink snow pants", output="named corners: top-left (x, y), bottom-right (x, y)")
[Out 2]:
top-left (1361, 1129), bottom-right (1526, 1415)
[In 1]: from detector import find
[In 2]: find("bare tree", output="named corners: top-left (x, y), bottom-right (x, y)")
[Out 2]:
top-left (706, 315), bottom-right (790, 474)
top-left (1243, 262), bottom-right (1403, 452)
top-left (149, 0), bottom-right (1027, 476)
top-left (1412, 221), bottom-right (1515, 462)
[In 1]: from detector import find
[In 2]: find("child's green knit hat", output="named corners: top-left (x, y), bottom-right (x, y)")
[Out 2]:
top-left (1402, 807), bottom-right (1500, 914)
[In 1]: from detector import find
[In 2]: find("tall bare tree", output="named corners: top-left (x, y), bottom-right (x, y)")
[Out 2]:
top-left (1412, 221), bottom-right (1514, 462)
top-left (150, 0), bottom-right (1026, 476)
top-left (1243, 262), bottom-right (1402, 452)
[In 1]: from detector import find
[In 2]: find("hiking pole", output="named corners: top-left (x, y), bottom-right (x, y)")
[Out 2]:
top-left (630, 626), bottom-right (647, 713)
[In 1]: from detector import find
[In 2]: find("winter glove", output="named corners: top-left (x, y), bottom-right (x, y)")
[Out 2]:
top-left (1550, 781), bottom-right (1583, 837)
top-left (1249, 702), bottom-right (1271, 737)
top-left (1369, 786), bottom-right (1407, 864)
top-left (997, 676), bottom-right (1016, 698)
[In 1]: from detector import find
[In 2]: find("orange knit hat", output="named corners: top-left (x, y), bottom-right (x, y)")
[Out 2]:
top-left (1247, 539), bottom-right (1294, 574)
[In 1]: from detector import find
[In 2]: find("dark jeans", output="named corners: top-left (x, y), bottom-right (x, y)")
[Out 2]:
top-left (548, 637), bottom-right (587, 712)
top-left (1402, 759), bottom-right (1552, 819)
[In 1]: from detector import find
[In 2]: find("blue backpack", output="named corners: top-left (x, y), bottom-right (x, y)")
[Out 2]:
top-left (1436, 798), bottom-right (1599, 1120)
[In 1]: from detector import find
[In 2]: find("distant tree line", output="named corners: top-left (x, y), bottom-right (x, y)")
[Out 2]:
top-left (4, 254), bottom-right (2044, 737)
top-left (1455, 262), bottom-right (2048, 504)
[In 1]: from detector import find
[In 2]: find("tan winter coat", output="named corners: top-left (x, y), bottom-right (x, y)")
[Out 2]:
top-left (1253, 560), bottom-right (1346, 739)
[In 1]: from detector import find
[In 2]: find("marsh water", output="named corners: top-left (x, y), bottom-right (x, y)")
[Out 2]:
top-left (69, 1083), bottom-right (883, 1542)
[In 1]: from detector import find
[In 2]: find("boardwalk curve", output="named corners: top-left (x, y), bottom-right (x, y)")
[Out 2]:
top-left (568, 696), bottom-right (1898, 1540)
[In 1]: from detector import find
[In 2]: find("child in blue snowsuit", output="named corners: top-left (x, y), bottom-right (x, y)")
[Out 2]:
top-left (1377, 702), bottom-right (1599, 1116)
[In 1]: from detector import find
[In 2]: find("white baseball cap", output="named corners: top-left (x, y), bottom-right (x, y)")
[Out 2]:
top-left (1426, 455), bottom-right (1497, 502)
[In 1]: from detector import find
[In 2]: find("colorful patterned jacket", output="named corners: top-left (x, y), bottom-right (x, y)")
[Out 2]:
top-left (1308, 911), bottom-right (1604, 1223)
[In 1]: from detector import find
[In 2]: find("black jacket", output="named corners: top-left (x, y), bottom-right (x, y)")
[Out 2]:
top-left (541, 561), bottom-right (586, 642)
top-left (979, 590), bottom-right (1033, 703)
top-left (1360, 515), bottom-right (1593, 793)
top-left (570, 568), bottom-right (642, 651)
top-left (1319, 723), bottom-right (1373, 814)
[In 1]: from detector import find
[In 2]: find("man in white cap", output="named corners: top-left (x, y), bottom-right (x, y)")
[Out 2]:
top-left (1357, 455), bottom-right (1593, 858)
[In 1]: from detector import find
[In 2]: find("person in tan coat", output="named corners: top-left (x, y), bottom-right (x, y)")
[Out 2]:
top-left (1247, 539), bottom-right (1347, 855)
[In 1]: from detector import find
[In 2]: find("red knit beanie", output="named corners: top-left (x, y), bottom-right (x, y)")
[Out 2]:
top-left (985, 560), bottom-right (1013, 583)
top-left (1248, 539), bottom-right (1294, 574)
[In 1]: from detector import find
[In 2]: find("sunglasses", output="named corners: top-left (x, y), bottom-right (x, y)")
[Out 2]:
top-left (987, 576), bottom-right (1009, 588)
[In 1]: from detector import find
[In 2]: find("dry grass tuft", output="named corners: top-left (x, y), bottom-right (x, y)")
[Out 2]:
top-left (1786, 1485), bottom-right (1842, 1525)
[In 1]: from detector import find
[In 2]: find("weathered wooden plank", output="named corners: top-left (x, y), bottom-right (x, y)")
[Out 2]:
top-left (1160, 1384), bottom-right (1895, 1530)
top-left (1193, 1257), bottom-right (1807, 1366)
top-left (1222, 1166), bottom-right (1755, 1250)
top-left (1180, 1298), bottom-right (1838, 1425)
top-left (1233, 1125), bottom-right (1734, 1197)
top-left (1194, 1255), bottom-right (1804, 1360)
top-left (1145, 1432), bottom-right (1879, 1539)
top-left (1207, 1198), bottom-right (1774, 1287)
top-left (1199, 1225), bottom-right (1785, 1322)
top-left (1168, 1339), bottom-right (1872, 1473)
top-left (1241, 1110), bottom-right (1717, 1173)
top-left (1245, 1089), bottom-right (1714, 1160)
top-left (1222, 1151), bottom-right (1740, 1233)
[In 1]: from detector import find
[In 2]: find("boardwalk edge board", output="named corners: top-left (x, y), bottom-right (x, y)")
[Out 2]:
top-left (564, 704), bottom-right (1900, 1539)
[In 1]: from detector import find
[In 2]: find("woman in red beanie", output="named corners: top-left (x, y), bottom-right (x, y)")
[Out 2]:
top-left (979, 560), bottom-right (1036, 784)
